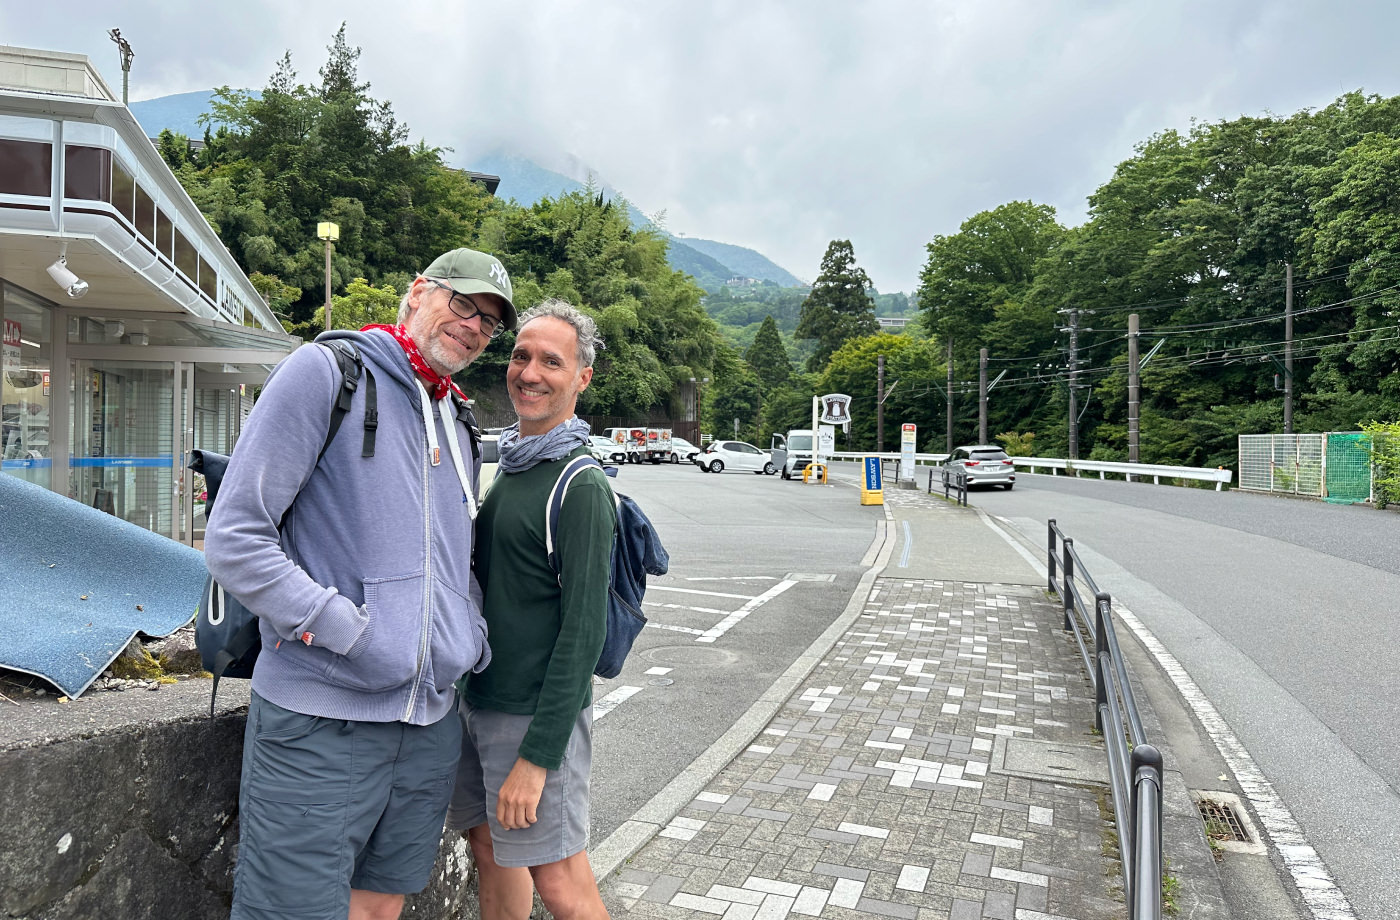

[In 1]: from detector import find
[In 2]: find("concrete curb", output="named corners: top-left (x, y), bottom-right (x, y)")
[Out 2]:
top-left (590, 508), bottom-right (898, 880)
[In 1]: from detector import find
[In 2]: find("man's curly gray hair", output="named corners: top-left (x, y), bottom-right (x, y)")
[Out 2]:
top-left (517, 299), bottom-right (605, 368)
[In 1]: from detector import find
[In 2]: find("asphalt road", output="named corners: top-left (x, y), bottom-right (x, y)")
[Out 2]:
top-left (584, 461), bottom-right (883, 840)
top-left (964, 471), bottom-right (1400, 920)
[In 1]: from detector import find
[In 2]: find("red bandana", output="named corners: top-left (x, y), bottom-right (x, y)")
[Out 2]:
top-left (363, 324), bottom-right (466, 401)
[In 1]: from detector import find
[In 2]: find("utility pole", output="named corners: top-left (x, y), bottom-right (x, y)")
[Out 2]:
top-left (1067, 309), bottom-right (1080, 460)
top-left (1057, 308), bottom-right (1092, 460)
top-left (876, 354), bottom-right (885, 452)
top-left (1284, 262), bottom-right (1294, 434)
top-left (946, 339), bottom-right (954, 453)
top-left (1128, 313), bottom-right (1140, 467)
top-left (978, 348), bottom-right (988, 444)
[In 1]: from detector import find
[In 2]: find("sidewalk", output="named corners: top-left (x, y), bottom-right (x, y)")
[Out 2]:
top-left (596, 487), bottom-right (1125, 920)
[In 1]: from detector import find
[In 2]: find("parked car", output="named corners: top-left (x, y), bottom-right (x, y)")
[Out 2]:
top-left (945, 444), bottom-right (1015, 489)
top-left (588, 434), bottom-right (627, 464)
top-left (669, 436), bottom-right (700, 463)
top-left (694, 440), bottom-right (777, 475)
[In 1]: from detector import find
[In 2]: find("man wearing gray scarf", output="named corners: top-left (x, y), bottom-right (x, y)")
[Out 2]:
top-left (447, 299), bottom-right (616, 920)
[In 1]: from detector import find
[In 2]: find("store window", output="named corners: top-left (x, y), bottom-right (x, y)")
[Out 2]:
top-left (112, 158), bottom-right (136, 225)
top-left (0, 138), bottom-right (52, 197)
top-left (198, 255), bottom-right (217, 301)
top-left (134, 184), bottom-right (156, 244)
top-left (174, 228), bottom-right (197, 281)
top-left (156, 209), bottom-right (174, 259)
top-left (63, 145), bottom-right (112, 201)
top-left (1, 283), bottom-right (55, 491)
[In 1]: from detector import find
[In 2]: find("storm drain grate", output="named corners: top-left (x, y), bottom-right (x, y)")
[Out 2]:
top-left (1198, 798), bottom-right (1251, 843)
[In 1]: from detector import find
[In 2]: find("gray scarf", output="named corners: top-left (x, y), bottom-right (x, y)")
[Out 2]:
top-left (496, 417), bottom-right (592, 474)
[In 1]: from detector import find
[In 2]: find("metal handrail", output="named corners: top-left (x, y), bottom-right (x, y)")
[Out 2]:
top-left (1047, 518), bottom-right (1162, 920)
top-left (928, 466), bottom-right (968, 506)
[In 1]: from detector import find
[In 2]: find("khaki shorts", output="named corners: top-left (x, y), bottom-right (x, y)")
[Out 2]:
top-left (446, 700), bottom-right (592, 868)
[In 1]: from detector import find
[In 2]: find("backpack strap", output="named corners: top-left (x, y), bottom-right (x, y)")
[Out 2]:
top-left (318, 340), bottom-right (375, 461)
top-left (453, 395), bottom-right (482, 464)
top-left (545, 455), bottom-right (609, 583)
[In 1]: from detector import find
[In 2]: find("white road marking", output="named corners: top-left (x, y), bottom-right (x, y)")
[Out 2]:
top-left (696, 580), bottom-right (798, 643)
top-left (593, 685), bottom-right (643, 721)
top-left (646, 623), bottom-right (706, 635)
top-left (898, 520), bottom-right (913, 567)
top-left (650, 585), bottom-right (754, 600)
top-left (1115, 604), bottom-right (1358, 920)
top-left (684, 576), bottom-right (780, 582)
top-left (645, 601), bottom-right (731, 615)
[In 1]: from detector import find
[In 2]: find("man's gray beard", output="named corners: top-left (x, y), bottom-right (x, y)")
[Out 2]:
top-left (422, 334), bottom-right (472, 376)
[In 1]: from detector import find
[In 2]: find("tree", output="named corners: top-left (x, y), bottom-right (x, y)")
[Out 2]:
top-left (745, 315), bottom-right (791, 389)
top-left (795, 240), bottom-right (877, 372)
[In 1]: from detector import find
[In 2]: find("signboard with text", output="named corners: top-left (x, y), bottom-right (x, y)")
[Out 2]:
top-left (2, 319), bottom-right (20, 374)
top-left (900, 423), bottom-right (917, 479)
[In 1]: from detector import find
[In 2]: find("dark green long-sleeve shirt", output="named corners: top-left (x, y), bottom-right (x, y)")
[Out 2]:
top-left (464, 448), bottom-right (617, 769)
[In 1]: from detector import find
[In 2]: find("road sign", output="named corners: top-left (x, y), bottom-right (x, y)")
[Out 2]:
top-left (900, 424), bottom-right (917, 480)
top-left (861, 456), bottom-right (884, 505)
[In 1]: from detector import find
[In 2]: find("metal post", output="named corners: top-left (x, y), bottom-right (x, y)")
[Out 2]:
top-left (1284, 262), bottom-right (1293, 435)
top-left (1094, 592), bottom-right (1111, 733)
top-left (1130, 744), bottom-right (1164, 920)
top-left (877, 354), bottom-right (885, 453)
top-left (1128, 313), bottom-right (1140, 471)
top-left (324, 238), bottom-right (334, 332)
top-left (1047, 519), bottom-right (1057, 595)
top-left (1062, 538), bottom-right (1075, 630)
top-left (946, 338), bottom-right (954, 454)
top-left (979, 347), bottom-right (988, 445)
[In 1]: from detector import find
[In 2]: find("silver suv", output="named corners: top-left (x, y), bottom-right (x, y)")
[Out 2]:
top-left (945, 445), bottom-right (1015, 490)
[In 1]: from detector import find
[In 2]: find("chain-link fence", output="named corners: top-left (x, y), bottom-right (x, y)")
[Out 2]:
top-left (1239, 432), bottom-right (1371, 502)
top-left (1324, 433), bottom-right (1373, 504)
top-left (1239, 434), bottom-right (1324, 495)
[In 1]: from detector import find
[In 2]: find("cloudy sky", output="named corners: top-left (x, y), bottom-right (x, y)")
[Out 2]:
top-left (5, 1), bottom-right (1397, 293)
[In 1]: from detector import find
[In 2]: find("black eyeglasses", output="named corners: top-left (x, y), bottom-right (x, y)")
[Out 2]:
top-left (427, 281), bottom-right (505, 338)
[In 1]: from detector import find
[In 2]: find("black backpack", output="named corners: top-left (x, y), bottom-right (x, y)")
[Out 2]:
top-left (191, 337), bottom-right (478, 715)
top-left (543, 455), bottom-right (669, 678)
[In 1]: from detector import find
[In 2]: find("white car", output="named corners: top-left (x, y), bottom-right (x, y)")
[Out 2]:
top-left (669, 436), bottom-right (700, 463)
top-left (694, 440), bottom-right (777, 475)
top-left (588, 435), bottom-right (627, 464)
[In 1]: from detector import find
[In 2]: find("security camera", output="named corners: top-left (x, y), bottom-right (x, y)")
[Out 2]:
top-left (46, 256), bottom-right (89, 299)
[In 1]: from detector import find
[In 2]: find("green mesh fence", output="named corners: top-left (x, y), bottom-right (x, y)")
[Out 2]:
top-left (1324, 433), bottom-right (1372, 504)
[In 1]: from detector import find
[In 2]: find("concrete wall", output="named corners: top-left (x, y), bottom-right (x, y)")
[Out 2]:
top-left (0, 681), bottom-right (477, 919)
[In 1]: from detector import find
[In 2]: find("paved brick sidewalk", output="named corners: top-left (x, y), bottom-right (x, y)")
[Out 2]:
top-left (600, 495), bottom-right (1124, 920)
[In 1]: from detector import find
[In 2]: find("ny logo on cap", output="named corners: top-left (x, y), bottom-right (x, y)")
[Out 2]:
top-left (489, 261), bottom-right (510, 290)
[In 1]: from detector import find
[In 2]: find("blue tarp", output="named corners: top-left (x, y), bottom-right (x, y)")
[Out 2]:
top-left (0, 475), bottom-right (206, 697)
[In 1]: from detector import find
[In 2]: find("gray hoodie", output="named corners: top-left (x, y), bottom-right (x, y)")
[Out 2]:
top-left (204, 328), bottom-right (489, 725)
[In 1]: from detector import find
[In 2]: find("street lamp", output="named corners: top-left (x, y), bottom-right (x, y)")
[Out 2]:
top-left (317, 222), bottom-right (339, 331)
top-left (108, 29), bottom-right (133, 105)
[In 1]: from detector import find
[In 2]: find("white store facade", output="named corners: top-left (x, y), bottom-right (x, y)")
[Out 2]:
top-left (0, 46), bottom-right (298, 542)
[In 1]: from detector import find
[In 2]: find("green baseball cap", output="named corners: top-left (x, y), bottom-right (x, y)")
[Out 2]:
top-left (421, 248), bottom-right (517, 331)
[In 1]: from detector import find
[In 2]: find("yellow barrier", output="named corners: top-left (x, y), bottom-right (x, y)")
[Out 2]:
top-left (802, 463), bottom-right (828, 484)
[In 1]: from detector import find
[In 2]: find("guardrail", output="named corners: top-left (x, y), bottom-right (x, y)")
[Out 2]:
top-left (1012, 456), bottom-right (1232, 490)
top-left (828, 452), bottom-right (950, 482)
top-left (928, 466), bottom-right (968, 506)
top-left (1047, 519), bottom-right (1162, 920)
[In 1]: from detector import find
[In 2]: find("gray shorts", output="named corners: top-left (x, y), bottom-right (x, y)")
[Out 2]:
top-left (231, 692), bottom-right (462, 920)
top-left (446, 700), bottom-right (593, 868)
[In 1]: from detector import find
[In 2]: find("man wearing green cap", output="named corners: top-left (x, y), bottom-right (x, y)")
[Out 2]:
top-left (206, 248), bottom-right (515, 920)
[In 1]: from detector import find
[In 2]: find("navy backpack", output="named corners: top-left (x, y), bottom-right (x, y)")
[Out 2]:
top-left (544, 455), bottom-right (669, 679)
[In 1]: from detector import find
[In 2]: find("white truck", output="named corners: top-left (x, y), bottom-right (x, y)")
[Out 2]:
top-left (602, 426), bottom-right (674, 464)
top-left (770, 429), bottom-right (817, 480)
